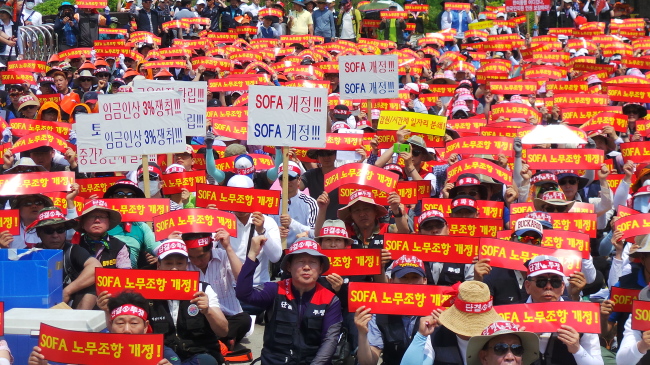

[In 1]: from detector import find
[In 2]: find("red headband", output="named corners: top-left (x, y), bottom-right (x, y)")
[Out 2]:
top-left (110, 304), bottom-right (148, 322)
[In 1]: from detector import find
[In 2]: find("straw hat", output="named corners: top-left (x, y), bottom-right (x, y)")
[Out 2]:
top-left (533, 190), bottom-right (575, 212)
top-left (337, 189), bottom-right (388, 222)
top-left (438, 281), bottom-right (504, 337)
top-left (77, 200), bottom-right (122, 231)
top-left (466, 321), bottom-right (540, 365)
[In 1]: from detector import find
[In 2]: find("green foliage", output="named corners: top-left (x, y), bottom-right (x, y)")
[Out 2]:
top-left (34, 0), bottom-right (119, 15)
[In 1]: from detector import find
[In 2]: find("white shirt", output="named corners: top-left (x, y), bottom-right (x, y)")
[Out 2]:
top-left (271, 191), bottom-right (318, 246)
top-left (188, 248), bottom-right (242, 316)
top-left (340, 9), bottom-right (354, 39)
top-left (21, 9), bottom-right (42, 26)
top-left (230, 213), bottom-right (282, 285)
top-left (526, 296), bottom-right (603, 365)
top-left (617, 315), bottom-right (648, 364)
top-left (167, 283), bottom-right (220, 326)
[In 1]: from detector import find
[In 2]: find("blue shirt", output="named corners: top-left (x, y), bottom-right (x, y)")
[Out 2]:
top-left (312, 8), bottom-right (335, 38)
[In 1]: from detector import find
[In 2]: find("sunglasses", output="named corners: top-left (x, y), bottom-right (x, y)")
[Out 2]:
top-left (412, 149), bottom-right (422, 157)
top-left (41, 226), bottom-right (67, 235)
top-left (9, 92), bottom-right (22, 97)
top-left (458, 190), bottom-right (479, 197)
top-left (529, 277), bottom-right (563, 289)
top-left (517, 235), bottom-right (541, 245)
top-left (114, 191), bottom-right (136, 198)
top-left (79, 78), bottom-right (93, 82)
top-left (543, 205), bottom-right (567, 213)
top-left (22, 200), bottom-right (45, 207)
top-left (489, 343), bottom-right (524, 357)
top-left (559, 178), bottom-right (577, 186)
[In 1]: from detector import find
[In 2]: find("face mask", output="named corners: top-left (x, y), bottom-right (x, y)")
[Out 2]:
top-left (138, 181), bottom-right (160, 197)
top-left (25, 2), bottom-right (35, 10)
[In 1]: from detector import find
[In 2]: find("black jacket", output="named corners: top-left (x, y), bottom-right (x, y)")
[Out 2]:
top-left (134, 8), bottom-right (162, 35)
top-left (482, 267), bottom-right (528, 306)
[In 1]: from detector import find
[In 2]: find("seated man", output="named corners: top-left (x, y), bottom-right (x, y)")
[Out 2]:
top-left (29, 291), bottom-right (172, 365)
top-left (150, 239), bottom-right (229, 365)
top-left (31, 207), bottom-right (102, 309)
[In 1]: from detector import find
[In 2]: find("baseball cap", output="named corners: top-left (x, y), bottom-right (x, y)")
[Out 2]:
top-left (333, 104), bottom-right (351, 121)
top-left (451, 195), bottom-right (478, 214)
top-left (278, 161), bottom-right (301, 178)
top-left (137, 164), bottom-right (163, 178)
top-left (527, 255), bottom-right (564, 277)
top-left (234, 154), bottom-right (255, 178)
top-left (417, 209), bottom-right (447, 228)
top-left (83, 91), bottom-right (99, 104)
top-left (165, 164), bottom-right (185, 174)
top-left (391, 255), bottom-right (425, 278)
top-left (526, 211), bottom-right (553, 229)
top-left (513, 218), bottom-right (543, 237)
top-left (157, 239), bottom-right (188, 259)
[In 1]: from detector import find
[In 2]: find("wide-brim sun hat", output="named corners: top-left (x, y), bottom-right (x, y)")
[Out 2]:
top-left (438, 281), bottom-right (504, 337)
top-left (466, 321), bottom-right (540, 365)
top-left (337, 190), bottom-right (388, 222)
top-left (77, 200), bottom-right (122, 231)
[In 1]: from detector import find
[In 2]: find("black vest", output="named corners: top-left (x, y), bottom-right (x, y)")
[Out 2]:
top-left (262, 279), bottom-right (337, 365)
top-left (148, 282), bottom-right (220, 361)
top-left (425, 262), bottom-right (466, 286)
top-left (534, 333), bottom-right (582, 365)
top-left (558, 9), bottom-right (575, 28)
top-left (375, 314), bottom-right (420, 365)
top-left (79, 235), bottom-right (126, 268)
top-left (431, 326), bottom-right (463, 365)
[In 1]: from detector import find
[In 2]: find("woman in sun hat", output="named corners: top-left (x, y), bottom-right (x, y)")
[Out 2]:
top-left (465, 321), bottom-right (540, 365)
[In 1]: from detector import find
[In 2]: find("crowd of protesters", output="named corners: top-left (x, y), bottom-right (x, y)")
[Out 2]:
top-left (0, 0), bottom-right (647, 363)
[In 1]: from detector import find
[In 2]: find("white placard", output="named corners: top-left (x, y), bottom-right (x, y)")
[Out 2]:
top-left (133, 80), bottom-right (208, 137)
top-left (75, 114), bottom-right (143, 173)
top-left (338, 55), bottom-right (399, 100)
top-left (95, 91), bottom-right (187, 156)
top-left (247, 85), bottom-right (327, 148)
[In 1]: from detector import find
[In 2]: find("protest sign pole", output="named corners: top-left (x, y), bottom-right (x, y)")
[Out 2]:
top-left (367, 99), bottom-right (372, 122)
top-left (142, 155), bottom-right (151, 198)
top-left (281, 147), bottom-right (289, 249)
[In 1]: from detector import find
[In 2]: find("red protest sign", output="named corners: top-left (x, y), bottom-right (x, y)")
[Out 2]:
top-left (95, 268), bottom-right (198, 300)
top-left (479, 238), bottom-right (582, 275)
top-left (444, 2), bottom-right (471, 11)
top-left (632, 300), bottom-right (650, 331)
top-left (195, 183), bottom-right (281, 215)
top-left (428, 84), bottom-right (458, 96)
top-left (0, 171), bottom-right (73, 196)
top-left (7, 60), bottom-right (49, 73)
top-left (496, 302), bottom-right (601, 334)
top-left (621, 142), bottom-right (650, 164)
top-left (489, 81), bottom-right (538, 95)
top-left (208, 77), bottom-right (262, 92)
top-left (384, 234), bottom-right (478, 264)
top-left (447, 218), bottom-right (503, 237)
top-left (161, 170), bottom-right (207, 195)
top-left (77, 176), bottom-right (123, 199)
top-left (76, 0), bottom-right (107, 8)
top-left (510, 212), bottom-right (597, 238)
top-left (322, 249), bottom-right (382, 276)
top-left (380, 11), bottom-right (407, 18)
top-left (421, 198), bottom-right (504, 219)
top-left (43, 191), bottom-right (84, 216)
top-left (580, 112), bottom-right (628, 133)
top-left (561, 106), bottom-right (621, 125)
top-left (552, 94), bottom-right (609, 108)
top-left (447, 118), bottom-right (487, 136)
top-left (39, 323), bottom-right (163, 365)
top-left (207, 107), bottom-right (248, 121)
top-left (0, 71), bottom-right (36, 85)
top-left (608, 85), bottom-right (650, 103)
top-left (35, 94), bottom-right (61, 105)
top-left (11, 130), bottom-right (70, 154)
top-left (525, 149), bottom-right (603, 170)
top-left (445, 136), bottom-right (514, 157)
top-left (614, 213), bottom-right (650, 240)
top-left (447, 158), bottom-right (512, 185)
top-left (545, 81), bottom-right (588, 94)
top-left (618, 205), bottom-right (640, 218)
top-left (348, 282), bottom-right (451, 316)
top-left (324, 163), bottom-right (398, 193)
top-left (0, 210), bottom-right (19, 235)
top-left (102, 199), bottom-right (170, 223)
top-left (153, 208), bottom-right (237, 241)
top-left (611, 287), bottom-right (640, 313)
top-left (540, 230), bottom-right (591, 259)
top-left (10, 118), bottom-right (71, 139)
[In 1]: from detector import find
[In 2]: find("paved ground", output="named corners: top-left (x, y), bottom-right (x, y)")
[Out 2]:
top-left (237, 319), bottom-right (265, 363)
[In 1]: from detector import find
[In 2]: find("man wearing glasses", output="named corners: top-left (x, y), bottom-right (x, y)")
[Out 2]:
top-left (32, 207), bottom-right (102, 309)
top-left (76, 200), bottom-right (132, 269)
top-left (524, 256), bottom-right (603, 365)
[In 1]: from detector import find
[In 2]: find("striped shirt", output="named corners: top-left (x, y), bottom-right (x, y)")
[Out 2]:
top-left (188, 248), bottom-right (242, 316)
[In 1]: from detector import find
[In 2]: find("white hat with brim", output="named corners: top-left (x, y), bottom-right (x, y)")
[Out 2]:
top-left (5, 157), bottom-right (47, 174)
top-left (337, 190), bottom-right (388, 222)
top-left (466, 321), bottom-right (540, 365)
